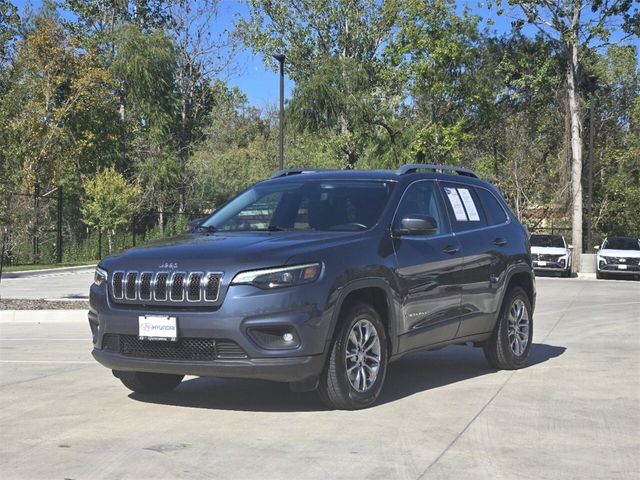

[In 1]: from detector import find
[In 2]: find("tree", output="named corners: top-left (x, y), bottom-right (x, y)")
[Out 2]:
top-left (504, 0), bottom-right (640, 270)
top-left (388, 0), bottom-right (493, 165)
top-left (82, 167), bottom-right (141, 253)
top-left (1, 16), bottom-right (117, 194)
top-left (238, 0), bottom-right (402, 168)
top-left (169, 0), bottom-right (238, 211)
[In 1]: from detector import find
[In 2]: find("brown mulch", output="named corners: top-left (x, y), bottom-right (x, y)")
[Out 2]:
top-left (0, 298), bottom-right (89, 310)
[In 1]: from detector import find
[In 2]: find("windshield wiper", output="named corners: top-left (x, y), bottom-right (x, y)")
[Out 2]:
top-left (196, 225), bottom-right (217, 233)
top-left (266, 224), bottom-right (289, 232)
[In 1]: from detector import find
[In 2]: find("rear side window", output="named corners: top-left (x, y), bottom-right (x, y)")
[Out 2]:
top-left (476, 187), bottom-right (508, 226)
top-left (441, 184), bottom-right (487, 232)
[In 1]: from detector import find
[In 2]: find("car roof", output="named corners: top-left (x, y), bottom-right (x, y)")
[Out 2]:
top-left (259, 168), bottom-right (495, 190)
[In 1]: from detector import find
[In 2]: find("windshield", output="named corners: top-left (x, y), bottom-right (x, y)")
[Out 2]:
top-left (602, 237), bottom-right (640, 250)
top-left (530, 235), bottom-right (565, 248)
top-left (201, 180), bottom-right (395, 232)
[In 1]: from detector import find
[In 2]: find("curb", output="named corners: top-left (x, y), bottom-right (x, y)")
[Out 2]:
top-left (0, 309), bottom-right (88, 323)
top-left (1, 264), bottom-right (96, 279)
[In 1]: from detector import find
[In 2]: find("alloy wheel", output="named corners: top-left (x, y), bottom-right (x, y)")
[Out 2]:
top-left (345, 319), bottom-right (381, 392)
top-left (507, 298), bottom-right (530, 356)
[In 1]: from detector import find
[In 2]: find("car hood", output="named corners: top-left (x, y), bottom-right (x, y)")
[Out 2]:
top-left (598, 249), bottom-right (640, 258)
top-left (99, 231), bottom-right (364, 273)
top-left (531, 247), bottom-right (569, 255)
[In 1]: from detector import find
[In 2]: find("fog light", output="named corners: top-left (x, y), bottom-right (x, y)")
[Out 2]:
top-left (248, 326), bottom-right (300, 349)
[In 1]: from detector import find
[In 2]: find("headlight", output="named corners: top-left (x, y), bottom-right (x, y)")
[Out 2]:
top-left (231, 263), bottom-right (321, 289)
top-left (94, 266), bottom-right (108, 286)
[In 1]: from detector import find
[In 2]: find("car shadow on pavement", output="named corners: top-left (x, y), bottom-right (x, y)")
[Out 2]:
top-left (129, 343), bottom-right (565, 413)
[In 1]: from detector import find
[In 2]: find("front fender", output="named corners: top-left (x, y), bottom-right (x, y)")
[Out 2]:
top-left (325, 276), bottom-right (401, 356)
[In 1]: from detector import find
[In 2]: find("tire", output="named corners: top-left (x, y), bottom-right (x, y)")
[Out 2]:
top-left (483, 286), bottom-right (533, 370)
top-left (596, 271), bottom-right (604, 279)
top-left (318, 301), bottom-right (388, 410)
top-left (114, 370), bottom-right (184, 394)
top-left (562, 269), bottom-right (571, 278)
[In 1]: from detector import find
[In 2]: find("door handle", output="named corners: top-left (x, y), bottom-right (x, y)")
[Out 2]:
top-left (443, 245), bottom-right (460, 254)
top-left (493, 238), bottom-right (507, 247)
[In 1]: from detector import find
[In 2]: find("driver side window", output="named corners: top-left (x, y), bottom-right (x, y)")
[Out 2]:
top-left (395, 181), bottom-right (446, 235)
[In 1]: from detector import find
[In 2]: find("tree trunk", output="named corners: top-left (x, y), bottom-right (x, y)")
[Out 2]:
top-left (107, 231), bottom-right (113, 255)
top-left (566, 40), bottom-right (583, 272)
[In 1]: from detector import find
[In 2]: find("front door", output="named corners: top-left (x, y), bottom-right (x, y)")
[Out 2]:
top-left (392, 180), bottom-right (463, 352)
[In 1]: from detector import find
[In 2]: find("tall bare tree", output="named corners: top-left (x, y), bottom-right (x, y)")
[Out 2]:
top-left (506, 0), bottom-right (639, 271)
top-left (169, 0), bottom-right (238, 211)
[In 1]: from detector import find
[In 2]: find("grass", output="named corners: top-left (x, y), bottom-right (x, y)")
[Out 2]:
top-left (1, 262), bottom-right (96, 273)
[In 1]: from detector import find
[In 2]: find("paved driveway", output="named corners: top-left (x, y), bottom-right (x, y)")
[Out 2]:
top-left (0, 268), bottom-right (94, 300)
top-left (0, 277), bottom-right (639, 479)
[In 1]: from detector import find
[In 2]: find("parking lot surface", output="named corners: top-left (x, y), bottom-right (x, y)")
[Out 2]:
top-left (0, 268), bottom-right (94, 300)
top-left (0, 277), bottom-right (639, 479)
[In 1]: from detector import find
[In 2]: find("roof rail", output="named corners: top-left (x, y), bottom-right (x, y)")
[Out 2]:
top-left (269, 168), bottom-right (336, 179)
top-left (396, 164), bottom-right (478, 178)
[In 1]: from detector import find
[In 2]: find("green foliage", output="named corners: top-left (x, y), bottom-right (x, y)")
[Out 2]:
top-left (1, 0), bottom-right (638, 265)
top-left (81, 167), bottom-right (141, 241)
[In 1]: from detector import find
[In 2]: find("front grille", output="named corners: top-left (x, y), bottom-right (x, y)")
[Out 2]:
top-left (536, 254), bottom-right (562, 262)
top-left (111, 270), bottom-right (222, 305)
top-left (604, 256), bottom-right (640, 266)
top-left (102, 334), bottom-right (247, 361)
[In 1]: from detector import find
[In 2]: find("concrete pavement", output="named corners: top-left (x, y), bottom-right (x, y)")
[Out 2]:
top-left (0, 277), bottom-right (639, 479)
top-left (0, 268), bottom-right (94, 300)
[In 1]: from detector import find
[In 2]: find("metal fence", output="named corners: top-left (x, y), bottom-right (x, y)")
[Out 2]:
top-left (0, 186), bottom-right (209, 269)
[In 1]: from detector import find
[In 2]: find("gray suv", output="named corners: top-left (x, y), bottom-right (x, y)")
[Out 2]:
top-left (90, 164), bottom-right (536, 409)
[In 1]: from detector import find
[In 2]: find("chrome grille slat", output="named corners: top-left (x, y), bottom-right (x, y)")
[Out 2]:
top-left (154, 272), bottom-right (169, 301)
top-left (111, 270), bottom-right (222, 305)
top-left (112, 271), bottom-right (125, 299)
top-left (187, 272), bottom-right (203, 302)
top-left (170, 272), bottom-right (186, 302)
top-left (139, 272), bottom-right (153, 301)
top-left (204, 272), bottom-right (221, 301)
top-left (125, 272), bottom-right (138, 300)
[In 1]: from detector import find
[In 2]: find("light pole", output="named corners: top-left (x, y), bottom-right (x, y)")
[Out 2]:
top-left (273, 54), bottom-right (285, 169)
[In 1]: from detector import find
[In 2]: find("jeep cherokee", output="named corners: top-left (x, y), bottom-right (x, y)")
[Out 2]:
top-left (89, 164), bottom-right (536, 410)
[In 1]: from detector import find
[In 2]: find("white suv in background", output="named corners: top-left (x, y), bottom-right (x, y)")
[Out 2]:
top-left (596, 236), bottom-right (640, 280)
top-left (530, 234), bottom-right (572, 277)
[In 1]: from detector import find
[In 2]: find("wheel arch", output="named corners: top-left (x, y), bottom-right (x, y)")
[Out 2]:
top-left (503, 267), bottom-right (536, 314)
top-left (327, 278), bottom-right (400, 355)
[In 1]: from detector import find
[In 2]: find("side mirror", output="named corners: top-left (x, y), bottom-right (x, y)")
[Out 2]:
top-left (393, 215), bottom-right (438, 237)
top-left (188, 217), bottom-right (205, 232)
top-left (594, 245), bottom-right (600, 251)
top-left (568, 244), bottom-right (574, 249)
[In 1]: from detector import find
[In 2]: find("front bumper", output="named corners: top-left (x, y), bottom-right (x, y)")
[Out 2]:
top-left (92, 348), bottom-right (325, 382)
top-left (598, 264), bottom-right (640, 275)
top-left (89, 279), bottom-right (333, 382)
top-left (533, 260), bottom-right (569, 272)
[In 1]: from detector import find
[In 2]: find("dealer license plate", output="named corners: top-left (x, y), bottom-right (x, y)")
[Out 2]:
top-left (139, 315), bottom-right (177, 341)
top-left (618, 265), bottom-right (627, 270)
top-left (538, 261), bottom-right (547, 266)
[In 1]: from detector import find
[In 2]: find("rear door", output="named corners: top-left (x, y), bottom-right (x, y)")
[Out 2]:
top-left (392, 180), bottom-right (464, 352)
top-left (440, 182), bottom-right (511, 338)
